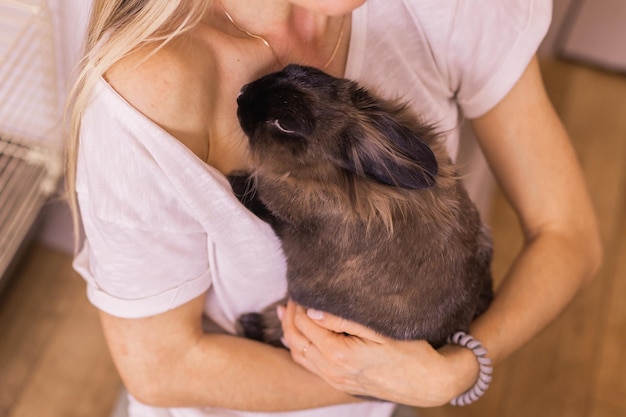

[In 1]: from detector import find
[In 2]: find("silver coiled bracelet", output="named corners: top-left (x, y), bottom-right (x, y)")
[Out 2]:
top-left (446, 331), bottom-right (493, 406)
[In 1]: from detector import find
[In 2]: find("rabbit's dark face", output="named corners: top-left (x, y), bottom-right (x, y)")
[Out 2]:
top-left (237, 64), bottom-right (438, 190)
top-left (237, 65), bottom-right (351, 170)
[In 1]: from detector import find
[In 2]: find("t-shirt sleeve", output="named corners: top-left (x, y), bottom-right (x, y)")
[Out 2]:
top-left (73, 98), bottom-right (213, 318)
top-left (74, 206), bottom-right (212, 319)
top-left (446, 0), bottom-right (552, 118)
top-left (74, 181), bottom-right (211, 318)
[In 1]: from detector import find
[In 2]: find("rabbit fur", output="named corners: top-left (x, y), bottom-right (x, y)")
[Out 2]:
top-left (232, 64), bottom-right (493, 348)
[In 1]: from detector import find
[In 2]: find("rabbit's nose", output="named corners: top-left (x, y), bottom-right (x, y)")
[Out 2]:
top-left (237, 84), bottom-right (248, 99)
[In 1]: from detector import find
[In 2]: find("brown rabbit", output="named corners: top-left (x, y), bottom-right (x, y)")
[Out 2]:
top-left (232, 64), bottom-right (493, 348)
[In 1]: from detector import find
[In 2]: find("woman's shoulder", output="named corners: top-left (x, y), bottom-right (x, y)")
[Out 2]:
top-left (105, 36), bottom-right (216, 161)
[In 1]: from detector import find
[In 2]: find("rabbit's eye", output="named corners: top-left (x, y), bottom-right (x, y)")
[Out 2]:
top-left (270, 119), bottom-right (296, 134)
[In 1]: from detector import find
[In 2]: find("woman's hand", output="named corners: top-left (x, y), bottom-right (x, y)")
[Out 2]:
top-left (279, 300), bottom-right (480, 407)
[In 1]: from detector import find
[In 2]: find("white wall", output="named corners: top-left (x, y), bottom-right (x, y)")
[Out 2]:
top-left (557, 0), bottom-right (626, 72)
top-left (37, 0), bottom-right (92, 253)
top-left (539, 0), bottom-right (575, 57)
top-left (48, 0), bottom-right (93, 118)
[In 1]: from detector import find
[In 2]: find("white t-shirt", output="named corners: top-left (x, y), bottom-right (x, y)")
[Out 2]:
top-left (73, 1), bottom-right (551, 416)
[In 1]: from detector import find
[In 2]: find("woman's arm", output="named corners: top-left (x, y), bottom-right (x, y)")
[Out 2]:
top-left (280, 56), bottom-right (603, 406)
top-left (100, 293), bottom-right (358, 410)
top-left (468, 56), bottom-right (602, 362)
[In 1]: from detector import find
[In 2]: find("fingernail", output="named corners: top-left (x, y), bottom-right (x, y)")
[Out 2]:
top-left (307, 309), bottom-right (324, 320)
top-left (280, 337), bottom-right (290, 348)
top-left (276, 305), bottom-right (285, 321)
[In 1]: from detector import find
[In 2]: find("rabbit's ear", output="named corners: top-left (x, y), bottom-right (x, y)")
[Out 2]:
top-left (339, 112), bottom-right (438, 189)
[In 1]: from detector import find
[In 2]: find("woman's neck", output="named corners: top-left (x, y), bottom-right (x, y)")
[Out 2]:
top-left (216, 0), bottom-right (328, 40)
top-left (212, 0), bottom-right (347, 71)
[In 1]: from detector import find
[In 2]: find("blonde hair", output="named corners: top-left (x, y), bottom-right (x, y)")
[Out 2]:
top-left (65, 0), bottom-right (210, 250)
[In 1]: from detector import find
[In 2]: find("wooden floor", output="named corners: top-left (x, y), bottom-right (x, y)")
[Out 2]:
top-left (0, 57), bottom-right (624, 417)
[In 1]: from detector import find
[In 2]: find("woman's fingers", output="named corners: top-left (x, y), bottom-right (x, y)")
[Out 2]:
top-left (279, 301), bottom-right (461, 404)
top-left (279, 301), bottom-right (306, 350)
top-left (303, 308), bottom-right (386, 344)
top-left (279, 301), bottom-right (389, 394)
top-left (279, 303), bottom-right (331, 376)
top-left (281, 301), bottom-right (386, 364)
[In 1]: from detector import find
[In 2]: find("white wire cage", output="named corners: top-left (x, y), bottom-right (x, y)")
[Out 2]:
top-left (0, 0), bottom-right (63, 288)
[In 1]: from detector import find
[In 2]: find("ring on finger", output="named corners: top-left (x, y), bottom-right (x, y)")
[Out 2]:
top-left (301, 341), bottom-right (312, 357)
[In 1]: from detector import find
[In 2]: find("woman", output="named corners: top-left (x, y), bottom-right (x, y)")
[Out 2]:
top-left (66, 0), bottom-right (602, 416)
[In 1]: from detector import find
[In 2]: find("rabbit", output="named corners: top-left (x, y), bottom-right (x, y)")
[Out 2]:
top-left (231, 64), bottom-right (493, 348)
